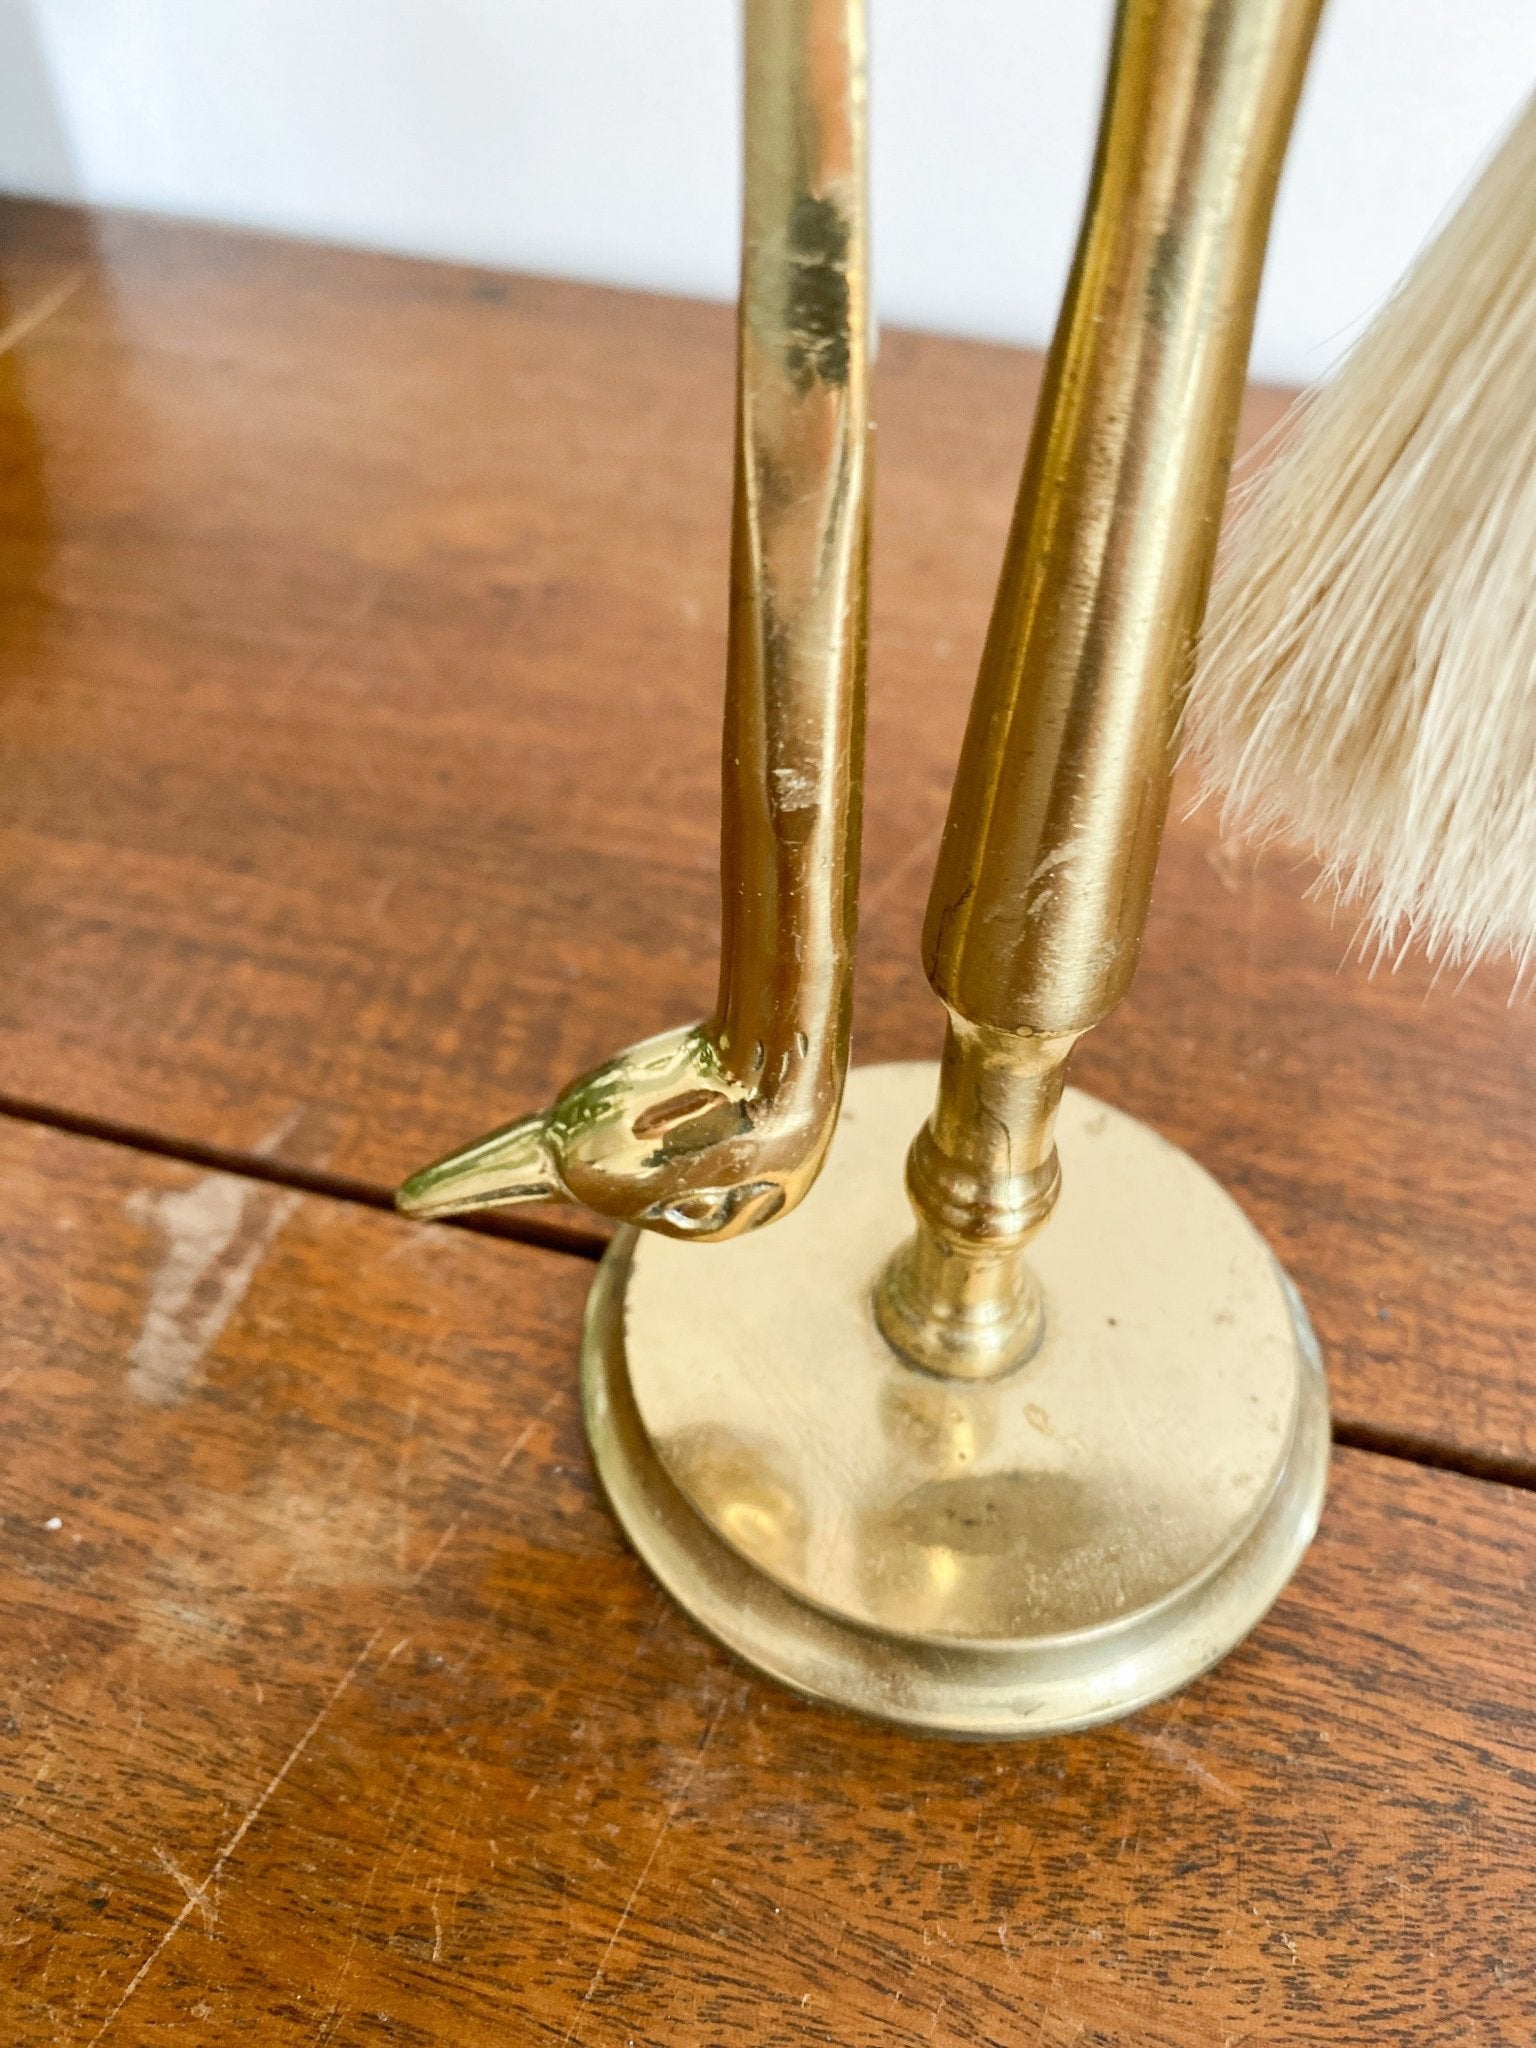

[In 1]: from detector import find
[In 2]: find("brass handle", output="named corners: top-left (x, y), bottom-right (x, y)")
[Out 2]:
top-left (877, 0), bottom-right (1323, 1377)
top-left (399, 0), bottom-right (870, 1241)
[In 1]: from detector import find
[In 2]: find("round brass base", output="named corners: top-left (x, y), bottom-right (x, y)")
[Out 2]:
top-left (580, 1063), bottom-right (1328, 1736)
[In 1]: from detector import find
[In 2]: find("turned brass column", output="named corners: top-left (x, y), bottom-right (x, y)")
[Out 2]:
top-left (877, 0), bottom-right (1323, 1379)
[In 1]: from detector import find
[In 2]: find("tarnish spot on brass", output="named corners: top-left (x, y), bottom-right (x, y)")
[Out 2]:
top-left (783, 193), bottom-right (851, 391)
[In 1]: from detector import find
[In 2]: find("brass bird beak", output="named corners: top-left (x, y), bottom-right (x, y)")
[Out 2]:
top-left (397, 1110), bottom-right (560, 1219)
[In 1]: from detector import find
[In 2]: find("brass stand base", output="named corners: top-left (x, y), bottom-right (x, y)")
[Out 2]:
top-left (581, 1063), bottom-right (1328, 1736)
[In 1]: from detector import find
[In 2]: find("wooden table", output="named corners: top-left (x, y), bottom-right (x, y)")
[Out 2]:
top-left (0, 199), bottom-right (1531, 2044)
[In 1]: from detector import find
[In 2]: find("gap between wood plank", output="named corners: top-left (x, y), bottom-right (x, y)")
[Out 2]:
top-left (0, 1090), bottom-right (606, 1261)
top-left (1329, 1420), bottom-right (1535, 1492)
top-left (0, 1088), bottom-right (1530, 1493)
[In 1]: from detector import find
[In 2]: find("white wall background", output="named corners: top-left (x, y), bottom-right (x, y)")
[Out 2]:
top-left (0, 1), bottom-right (1532, 385)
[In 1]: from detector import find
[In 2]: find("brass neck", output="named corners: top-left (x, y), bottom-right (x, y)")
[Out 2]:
top-left (398, 0), bottom-right (870, 1242)
top-left (715, 0), bottom-right (870, 1098)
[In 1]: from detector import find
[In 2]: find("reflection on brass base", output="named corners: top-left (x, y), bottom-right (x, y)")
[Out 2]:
top-left (581, 1063), bottom-right (1328, 1736)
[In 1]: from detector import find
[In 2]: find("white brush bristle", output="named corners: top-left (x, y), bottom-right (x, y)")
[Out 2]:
top-left (1186, 94), bottom-right (1536, 977)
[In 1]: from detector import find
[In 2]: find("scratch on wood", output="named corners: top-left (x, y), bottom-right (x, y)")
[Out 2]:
top-left (125, 1175), bottom-right (299, 1405)
top-left (415, 1511), bottom-right (467, 1582)
top-left (396, 1397), bottom-right (420, 1572)
top-left (1129, 1726), bottom-right (1240, 1803)
top-left (91, 1271), bottom-right (556, 2039)
top-left (496, 1418), bottom-right (539, 1474)
top-left (313, 1728), bottom-right (434, 2039)
top-left (88, 1624), bottom-right (386, 2043)
top-left (402, 1395), bottom-right (553, 1586)
top-left (252, 1103), bottom-right (312, 1159)
top-left (561, 1696), bottom-right (727, 2045)
top-left (307, 1509), bottom-right (498, 2036)
top-left (152, 1849), bottom-right (217, 1934)
top-left (0, 270), bottom-right (86, 358)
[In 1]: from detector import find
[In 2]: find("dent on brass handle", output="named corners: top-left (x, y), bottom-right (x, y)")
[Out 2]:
top-left (399, 0), bottom-right (870, 1242)
top-left (877, 0), bottom-right (1324, 1378)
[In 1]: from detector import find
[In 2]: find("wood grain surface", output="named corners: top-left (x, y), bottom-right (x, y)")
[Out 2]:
top-left (0, 196), bottom-right (1531, 2048)
top-left (0, 1116), bottom-right (1530, 2047)
top-left (0, 200), bottom-right (1532, 1471)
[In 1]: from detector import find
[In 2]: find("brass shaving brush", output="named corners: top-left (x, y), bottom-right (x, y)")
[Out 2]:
top-left (400, 0), bottom-right (1332, 1736)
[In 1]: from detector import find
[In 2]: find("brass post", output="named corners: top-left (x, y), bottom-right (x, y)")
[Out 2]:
top-left (876, 0), bottom-right (1323, 1378)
